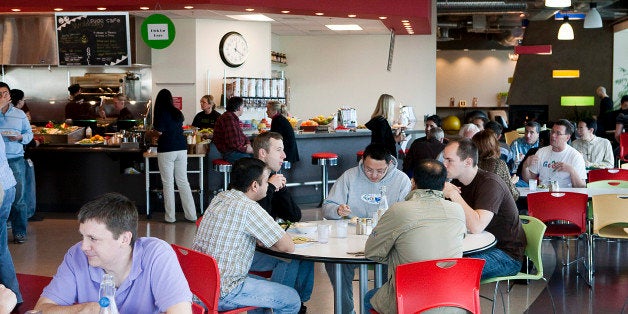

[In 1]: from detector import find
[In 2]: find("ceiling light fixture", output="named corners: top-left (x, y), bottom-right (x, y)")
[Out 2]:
top-left (514, 45), bottom-right (552, 55)
top-left (545, 0), bottom-right (571, 8)
top-left (226, 14), bottom-right (274, 21)
top-left (184, 6), bottom-right (194, 9)
top-left (315, 12), bottom-right (324, 16)
top-left (245, 8), bottom-right (254, 12)
top-left (326, 24), bottom-right (363, 31)
top-left (11, 8), bottom-right (20, 12)
top-left (97, 7), bottom-right (107, 11)
top-left (557, 16), bottom-right (574, 40)
top-left (348, 14), bottom-right (356, 18)
top-left (281, 11), bottom-right (290, 14)
top-left (139, 7), bottom-right (149, 10)
top-left (378, 16), bottom-right (387, 20)
top-left (553, 70), bottom-right (580, 78)
top-left (584, 2), bottom-right (603, 28)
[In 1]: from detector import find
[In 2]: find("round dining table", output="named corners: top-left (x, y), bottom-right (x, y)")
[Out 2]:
top-left (257, 220), bottom-right (496, 314)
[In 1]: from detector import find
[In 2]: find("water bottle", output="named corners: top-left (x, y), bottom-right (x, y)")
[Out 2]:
top-left (377, 186), bottom-right (388, 219)
top-left (99, 274), bottom-right (119, 314)
top-left (85, 126), bottom-right (92, 138)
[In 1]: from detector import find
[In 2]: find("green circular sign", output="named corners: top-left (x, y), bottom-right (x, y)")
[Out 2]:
top-left (141, 14), bottom-right (176, 49)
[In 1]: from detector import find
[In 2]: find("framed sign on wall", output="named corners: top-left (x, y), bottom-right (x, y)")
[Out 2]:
top-left (56, 12), bottom-right (131, 66)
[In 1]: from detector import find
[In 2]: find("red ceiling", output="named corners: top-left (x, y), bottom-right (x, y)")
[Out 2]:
top-left (0, 0), bottom-right (432, 35)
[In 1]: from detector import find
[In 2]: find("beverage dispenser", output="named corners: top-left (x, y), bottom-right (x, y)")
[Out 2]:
top-left (337, 108), bottom-right (357, 128)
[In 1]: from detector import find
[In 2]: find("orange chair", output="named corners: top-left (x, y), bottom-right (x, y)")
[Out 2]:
top-left (171, 244), bottom-right (258, 314)
top-left (395, 258), bottom-right (485, 314)
top-left (527, 191), bottom-right (589, 266)
top-left (587, 168), bottom-right (628, 183)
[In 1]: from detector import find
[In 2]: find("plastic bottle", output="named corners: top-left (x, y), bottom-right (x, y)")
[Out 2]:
top-left (377, 186), bottom-right (388, 219)
top-left (99, 274), bottom-right (119, 314)
top-left (85, 126), bottom-right (92, 138)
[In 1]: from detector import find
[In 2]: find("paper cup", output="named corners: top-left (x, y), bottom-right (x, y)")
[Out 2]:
top-left (529, 179), bottom-right (537, 191)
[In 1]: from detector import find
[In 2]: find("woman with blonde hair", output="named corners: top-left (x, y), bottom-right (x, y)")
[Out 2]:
top-left (365, 94), bottom-right (404, 157)
top-left (267, 101), bottom-right (299, 163)
top-left (192, 95), bottom-right (221, 129)
top-left (472, 130), bottom-right (519, 200)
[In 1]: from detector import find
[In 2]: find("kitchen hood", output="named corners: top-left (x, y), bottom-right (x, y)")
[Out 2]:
top-left (0, 15), bottom-right (58, 65)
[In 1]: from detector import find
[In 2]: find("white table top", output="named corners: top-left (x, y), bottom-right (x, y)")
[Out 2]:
top-left (517, 187), bottom-right (628, 197)
top-left (257, 221), bottom-right (496, 263)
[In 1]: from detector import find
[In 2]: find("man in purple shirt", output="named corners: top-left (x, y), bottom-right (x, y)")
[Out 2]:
top-left (35, 193), bottom-right (192, 314)
top-left (212, 97), bottom-right (253, 163)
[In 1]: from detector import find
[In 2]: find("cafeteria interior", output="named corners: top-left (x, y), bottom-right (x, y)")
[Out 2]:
top-left (8, 204), bottom-right (628, 314)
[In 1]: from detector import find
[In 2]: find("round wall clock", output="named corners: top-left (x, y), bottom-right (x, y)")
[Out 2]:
top-left (219, 31), bottom-right (248, 67)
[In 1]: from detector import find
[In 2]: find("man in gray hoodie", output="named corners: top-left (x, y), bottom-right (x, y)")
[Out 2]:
top-left (322, 143), bottom-right (411, 314)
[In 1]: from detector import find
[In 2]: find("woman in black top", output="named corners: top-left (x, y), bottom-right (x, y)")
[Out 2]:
top-left (153, 89), bottom-right (197, 223)
top-left (267, 101), bottom-right (299, 163)
top-left (192, 95), bottom-right (221, 129)
top-left (365, 94), bottom-right (404, 157)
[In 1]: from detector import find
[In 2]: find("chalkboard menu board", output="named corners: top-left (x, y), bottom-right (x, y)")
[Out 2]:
top-left (56, 12), bottom-right (131, 66)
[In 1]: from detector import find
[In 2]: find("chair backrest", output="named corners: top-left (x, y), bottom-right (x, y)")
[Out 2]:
top-left (591, 194), bottom-right (628, 239)
top-left (587, 168), bottom-right (628, 183)
top-left (527, 192), bottom-right (588, 235)
top-left (504, 130), bottom-right (521, 145)
top-left (171, 244), bottom-right (221, 313)
top-left (587, 180), bottom-right (628, 188)
top-left (620, 133), bottom-right (628, 162)
top-left (519, 215), bottom-right (547, 278)
top-left (395, 258), bottom-right (485, 314)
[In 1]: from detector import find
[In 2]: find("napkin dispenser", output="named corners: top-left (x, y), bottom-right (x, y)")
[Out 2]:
top-left (337, 108), bottom-right (357, 128)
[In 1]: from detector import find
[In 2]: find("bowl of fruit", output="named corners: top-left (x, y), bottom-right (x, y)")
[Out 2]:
top-left (300, 120), bottom-right (319, 132)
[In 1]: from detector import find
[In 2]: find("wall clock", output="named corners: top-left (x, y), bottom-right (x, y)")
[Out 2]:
top-left (219, 31), bottom-right (248, 67)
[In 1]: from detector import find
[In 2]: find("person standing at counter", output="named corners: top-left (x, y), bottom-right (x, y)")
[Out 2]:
top-left (366, 94), bottom-right (404, 157)
top-left (0, 82), bottom-right (33, 244)
top-left (152, 89), bottom-right (198, 224)
top-left (267, 100), bottom-right (299, 163)
top-left (113, 93), bottom-right (134, 120)
top-left (192, 95), bottom-right (221, 129)
top-left (64, 84), bottom-right (104, 121)
top-left (212, 97), bottom-right (253, 163)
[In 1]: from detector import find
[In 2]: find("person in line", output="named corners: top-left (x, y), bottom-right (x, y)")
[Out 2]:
top-left (614, 95), bottom-right (628, 143)
top-left (472, 130), bottom-right (519, 201)
top-left (322, 143), bottom-right (411, 314)
top-left (192, 95), bottom-right (221, 129)
top-left (521, 119), bottom-right (587, 188)
top-left (0, 284), bottom-right (16, 314)
top-left (0, 82), bottom-right (33, 244)
top-left (192, 158), bottom-right (301, 313)
top-left (596, 86), bottom-right (614, 136)
top-left (365, 94), bottom-right (404, 157)
top-left (0, 135), bottom-right (22, 305)
top-left (35, 193), bottom-right (193, 313)
top-left (267, 100), bottom-right (299, 164)
top-left (403, 127), bottom-right (446, 176)
top-left (572, 118), bottom-right (614, 169)
top-left (509, 121), bottom-right (540, 172)
top-left (442, 139), bottom-right (526, 279)
top-left (458, 123), bottom-right (480, 139)
top-left (212, 97), bottom-right (253, 163)
top-left (250, 132), bottom-right (312, 313)
top-left (152, 89), bottom-right (198, 223)
top-left (363, 159), bottom-right (466, 314)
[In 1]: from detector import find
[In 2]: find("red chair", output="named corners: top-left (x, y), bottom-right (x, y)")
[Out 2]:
top-left (527, 191), bottom-right (588, 266)
top-left (619, 133), bottom-right (628, 167)
top-left (587, 168), bottom-right (628, 182)
top-left (171, 244), bottom-right (257, 314)
top-left (395, 258), bottom-right (485, 314)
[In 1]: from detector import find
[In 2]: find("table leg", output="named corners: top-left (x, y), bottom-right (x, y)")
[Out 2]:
top-left (199, 156), bottom-right (204, 214)
top-left (359, 264), bottom-right (368, 314)
top-left (334, 263), bottom-right (342, 314)
top-left (374, 264), bottom-right (384, 288)
top-left (145, 156), bottom-right (150, 218)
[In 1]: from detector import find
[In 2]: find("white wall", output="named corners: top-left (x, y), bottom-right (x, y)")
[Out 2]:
top-left (436, 50), bottom-right (515, 107)
top-left (613, 21), bottom-right (628, 108)
top-left (278, 34), bottom-right (436, 126)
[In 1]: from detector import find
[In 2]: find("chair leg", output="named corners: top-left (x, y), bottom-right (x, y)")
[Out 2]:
top-left (542, 277), bottom-right (557, 313)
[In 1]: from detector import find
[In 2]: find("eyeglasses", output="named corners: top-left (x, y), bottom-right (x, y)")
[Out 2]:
top-left (0, 91), bottom-right (10, 96)
top-left (550, 130), bottom-right (568, 136)
top-left (364, 165), bottom-right (388, 176)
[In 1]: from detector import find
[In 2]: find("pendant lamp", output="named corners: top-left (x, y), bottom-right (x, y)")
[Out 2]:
top-left (545, 0), bottom-right (571, 8)
top-left (584, 3), bottom-right (603, 28)
top-left (558, 17), bottom-right (574, 40)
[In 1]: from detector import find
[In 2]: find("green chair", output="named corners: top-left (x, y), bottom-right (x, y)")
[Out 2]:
top-left (481, 215), bottom-right (556, 314)
top-left (586, 180), bottom-right (628, 188)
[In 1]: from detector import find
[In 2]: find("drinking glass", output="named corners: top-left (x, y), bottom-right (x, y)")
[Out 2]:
top-left (317, 224), bottom-right (330, 243)
top-left (335, 220), bottom-right (348, 238)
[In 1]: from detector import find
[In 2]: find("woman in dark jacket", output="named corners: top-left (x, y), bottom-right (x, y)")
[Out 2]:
top-left (365, 94), bottom-right (404, 157)
top-left (153, 89), bottom-right (197, 223)
top-left (267, 100), bottom-right (299, 163)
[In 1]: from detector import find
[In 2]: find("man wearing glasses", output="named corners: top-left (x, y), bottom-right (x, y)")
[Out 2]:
top-left (322, 143), bottom-right (411, 314)
top-left (521, 119), bottom-right (586, 188)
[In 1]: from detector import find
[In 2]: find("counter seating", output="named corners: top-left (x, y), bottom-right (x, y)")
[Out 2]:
top-left (312, 152), bottom-right (338, 205)
top-left (356, 150), bottom-right (364, 162)
top-left (212, 159), bottom-right (232, 192)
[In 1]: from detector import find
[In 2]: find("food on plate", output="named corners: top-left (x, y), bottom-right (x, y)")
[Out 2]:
top-left (537, 184), bottom-right (547, 189)
top-left (292, 236), bottom-right (313, 244)
top-left (278, 220), bottom-right (293, 230)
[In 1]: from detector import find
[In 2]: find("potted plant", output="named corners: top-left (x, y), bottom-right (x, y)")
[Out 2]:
top-left (497, 92), bottom-right (508, 107)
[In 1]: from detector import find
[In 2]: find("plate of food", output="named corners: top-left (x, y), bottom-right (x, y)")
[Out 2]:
top-left (76, 139), bottom-right (104, 145)
top-left (291, 222), bottom-right (317, 234)
top-left (292, 236), bottom-right (315, 248)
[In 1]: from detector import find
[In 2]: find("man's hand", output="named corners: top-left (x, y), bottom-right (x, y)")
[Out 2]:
top-left (337, 204), bottom-right (352, 217)
top-left (0, 285), bottom-right (16, 314)
top-left (6, 134), bottom-right (22, 142)
top-left (245, 143), bottom-right (253, 154)
top-left (442, 182), bottom-right (461, 200)
top-left (268, 174), bottom-right (286, 189)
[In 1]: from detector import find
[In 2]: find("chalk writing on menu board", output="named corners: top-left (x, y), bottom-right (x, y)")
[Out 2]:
top-left (56, 12), bottom-right (131, 66)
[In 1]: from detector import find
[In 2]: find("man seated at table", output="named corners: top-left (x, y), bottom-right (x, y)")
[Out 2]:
top-left (212, 97), bottom-right (253, 163)
top-left (572, 118), bottom-right (614, 169)
top-left (442, 139), bottom-right (526, 279)
top-left (193, 158), bottom-right (301, 313)
top-left (509, 121), bottom-right (540, 173)
top-left (364, 159), bottom-right (466, 314)
top-left (249, 132), bottom-right (312, 313)
top-left (322, 143), bottom-right (411, 314)
top-left (403, 127), bottom-right (446, 176)
top-left (521, 119), bottom-right (587, 188)
top-left (35, 193), bottom-right (193, 313)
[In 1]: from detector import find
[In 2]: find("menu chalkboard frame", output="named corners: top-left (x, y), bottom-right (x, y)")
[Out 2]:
top-left (55, 12), bottom-right (132, 67)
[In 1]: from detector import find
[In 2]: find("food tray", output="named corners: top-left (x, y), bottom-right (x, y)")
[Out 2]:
top-left (34, 127), bottom-right (85, 144)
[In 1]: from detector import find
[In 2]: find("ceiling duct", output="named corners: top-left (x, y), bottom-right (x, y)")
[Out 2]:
top-left (437, 1), bottom-right (528, 14)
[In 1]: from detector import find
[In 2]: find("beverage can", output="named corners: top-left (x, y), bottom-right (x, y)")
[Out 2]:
top-left (549, 180), bottom-right (559, 192)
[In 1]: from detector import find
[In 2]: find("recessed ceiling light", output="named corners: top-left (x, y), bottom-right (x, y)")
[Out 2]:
top-left (54, 8), bottom-right (63, 11)
top-left (184, 6), bottom-right (194, 9)
top-left (315, 12), bottom-right (324, 16)
top-left (281, 10), bottom-right (290, 14)
top-left (408, 30), bottom-right (414, 34)
top-left (348, 14), bottom-right (356, 18)
top-left (97, 7), bottom-right (106, 11)
top-left (245, 8), bottom-right (255, 12)
top-left (140, 7), bottom-right (149, 10)
top-left (379, 16), bottom-right (387, 20)
top-left (401, 20), bottom-right (410, 23)
top-left (403, 22), bottom-right (411, 26)
top-left (11, 8), bottom-right (20, 12)
top-left (326, 24), bottom-right (363, 31)
top-left (226, 14), bottom-right (274, 21)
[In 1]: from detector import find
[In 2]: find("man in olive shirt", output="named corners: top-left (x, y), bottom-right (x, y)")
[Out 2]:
top-left (364, 159), bottom-right (466, 314)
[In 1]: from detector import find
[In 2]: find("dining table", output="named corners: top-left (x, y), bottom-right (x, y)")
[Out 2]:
top-left (257, 220), bottom-right (497, 314)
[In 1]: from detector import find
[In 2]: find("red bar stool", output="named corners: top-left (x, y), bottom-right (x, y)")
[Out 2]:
top-left (212, 159), bottom-right (232, 191)
top-left (356, 150), bottom-right (364, 163)
top-left (312, 152), bottom-right (338, 203)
